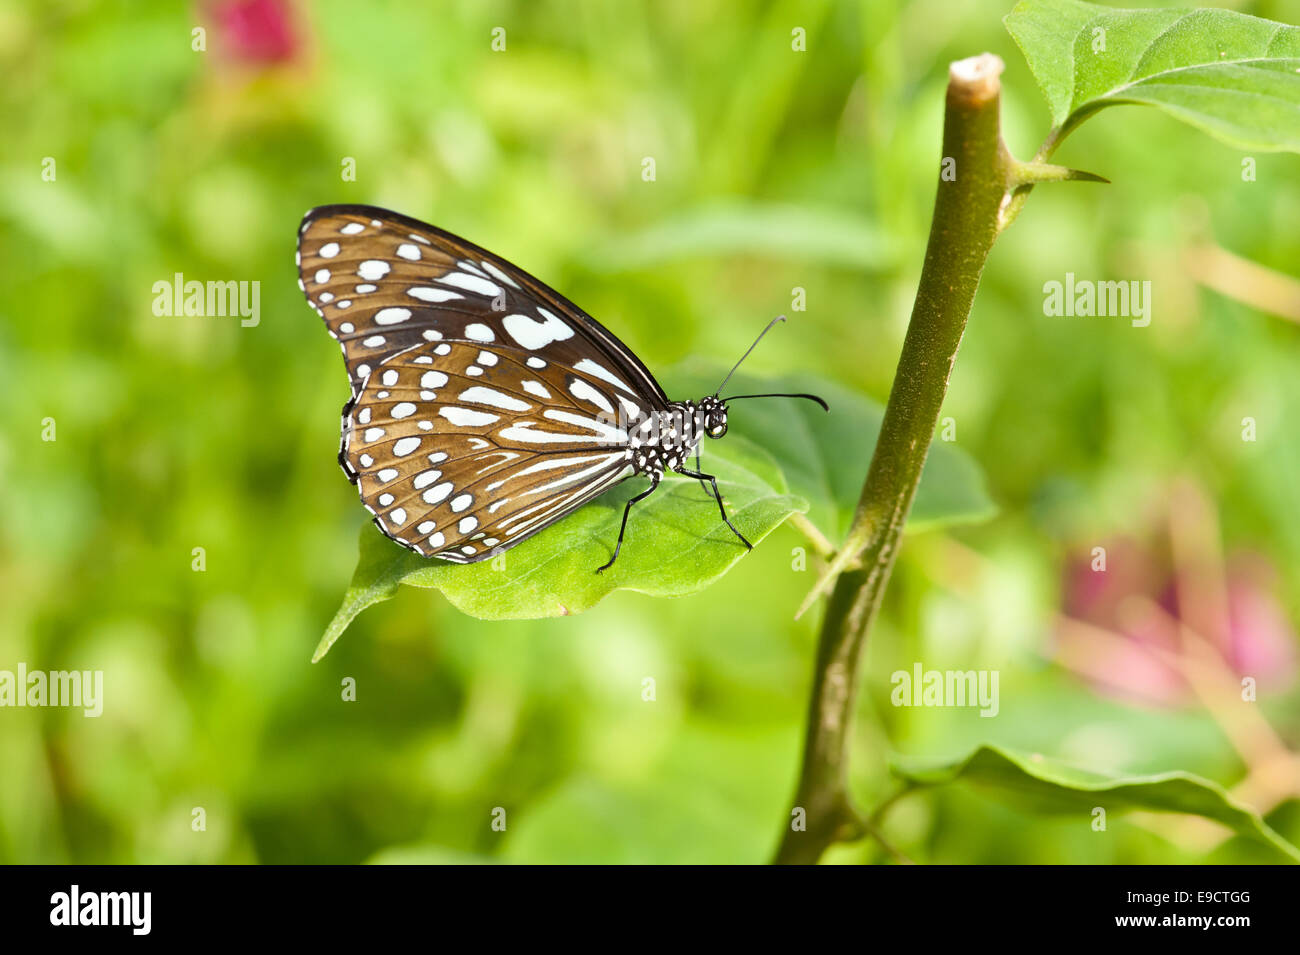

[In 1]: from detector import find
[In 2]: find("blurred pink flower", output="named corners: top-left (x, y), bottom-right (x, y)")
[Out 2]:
top-left (1223, 553), bottom-right (1298, 681)
top-left (207, 0), bottom-right (300, 65)
top-left (1058, 537), bottom-right (1296, 706)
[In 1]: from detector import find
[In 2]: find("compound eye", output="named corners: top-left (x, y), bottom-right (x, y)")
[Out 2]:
top-left (707, 416), bottom-right (728, 439)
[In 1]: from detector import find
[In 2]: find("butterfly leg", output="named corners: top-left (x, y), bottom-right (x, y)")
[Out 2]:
top-left (596, 473), bottom-right (662, 574)
top-left (693, 447), bottom-right (715, 500)
top-left (337, 395), bottom-right (359, 485)
top-left (678, 467), bottom-right (752, 551)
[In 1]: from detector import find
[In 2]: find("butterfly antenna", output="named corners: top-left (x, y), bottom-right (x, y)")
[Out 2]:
top-left (714, 315), bottom-right (787, 397)
top-left (722, 392), bottom-right (829, 411)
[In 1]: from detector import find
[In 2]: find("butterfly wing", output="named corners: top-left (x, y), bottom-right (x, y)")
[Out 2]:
top-left (297, 204), bottom-right (669, 406)
top-left (344, 338), bottom-right (638, 561)
top-left (297, 204), bottom-right (667, 561)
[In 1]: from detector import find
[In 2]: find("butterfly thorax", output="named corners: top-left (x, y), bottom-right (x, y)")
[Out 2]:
top-left (624, 397), bottom-right (724, 476)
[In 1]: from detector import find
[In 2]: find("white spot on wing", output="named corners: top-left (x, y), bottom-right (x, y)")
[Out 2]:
top-left (458, 386), bottom-right (530, 412)
top-left (503, 310), bottom-right (574, 350)
top-left (408, 286), bottom-right (463, 303)
top-left (480, 261), bottom-right (521, 289)
top-left (499, 414), bottom-right (627, 445)
top-left (438, 272), bottom-right (502, 298)
top-left (439, 407), bottom-right (500, 427)
top-left (575, 358), bottom-right (634, 394)
top-left (569, 378), bottom-right (614, 414)
top-left (423, 483), bottom-right (453, 504)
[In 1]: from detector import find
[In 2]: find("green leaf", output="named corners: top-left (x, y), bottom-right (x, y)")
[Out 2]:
top-left (313, 369), bottom-right (994, 658)
top-left (317, 446), bottom-right (801, 650)
top-left (891, 743), bottom-right (1300, 862)
top-left (313, 418), bottom-right (804, 660)
top-left (1005, 0), bottom-right (1300, 152)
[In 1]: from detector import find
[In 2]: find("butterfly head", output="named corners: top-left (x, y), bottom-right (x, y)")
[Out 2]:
top-left (698, 395), bottom-right (729, 440)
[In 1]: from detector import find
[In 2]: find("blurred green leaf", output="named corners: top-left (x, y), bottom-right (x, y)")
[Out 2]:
top-left (584, 201), bottom-right (898, 272)
top-left (1006, 0), bottom-right (1300, 151)
top-left (891, 744), bottom-right (1300, 862)
top-left (315, 370), bottom-right (994, 657)
top-left (501, 775), bottom-right (761, 864)
top-left (367, 846), bottom-right (500, 865)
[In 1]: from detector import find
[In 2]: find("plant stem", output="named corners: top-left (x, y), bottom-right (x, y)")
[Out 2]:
top-left (774, 53), bottom-right (1013, 865)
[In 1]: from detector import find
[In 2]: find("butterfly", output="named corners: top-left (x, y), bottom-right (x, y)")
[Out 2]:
top-left (297, 204), bottom-right (826, 572)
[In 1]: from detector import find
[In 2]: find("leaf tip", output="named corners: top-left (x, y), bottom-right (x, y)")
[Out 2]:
top-left (310, 630), bottom-right (340, 663)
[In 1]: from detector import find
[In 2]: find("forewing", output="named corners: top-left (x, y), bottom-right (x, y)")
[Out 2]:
top-left (344, 339), bottom-right (644, 562)
top-left (297, 204), bottom-right (669, 407)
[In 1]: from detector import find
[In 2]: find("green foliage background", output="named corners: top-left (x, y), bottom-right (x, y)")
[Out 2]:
top-left (2, 0), bottom-right (1299, 863)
